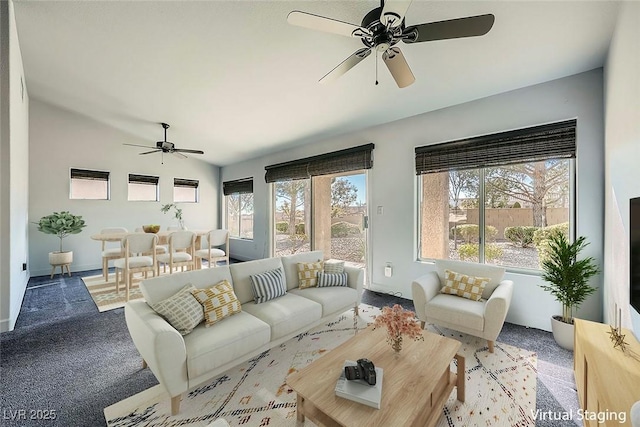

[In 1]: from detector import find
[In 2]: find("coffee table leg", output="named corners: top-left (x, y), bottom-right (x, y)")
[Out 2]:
top-left (455, 354), bottom-right (465, 402)
top-left (296, 393), bottom-right (305, 422)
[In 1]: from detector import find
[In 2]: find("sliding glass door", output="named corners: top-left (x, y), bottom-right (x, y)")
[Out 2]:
top-left (273, 172), bottom-right (367, 270)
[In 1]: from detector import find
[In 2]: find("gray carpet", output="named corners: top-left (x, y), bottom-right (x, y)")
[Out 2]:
top-left (0, 269), bottom-right (578, 426)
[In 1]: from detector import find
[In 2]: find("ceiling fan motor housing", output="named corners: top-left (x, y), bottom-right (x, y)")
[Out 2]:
top-left (361, 6), bottom-right (403, 51)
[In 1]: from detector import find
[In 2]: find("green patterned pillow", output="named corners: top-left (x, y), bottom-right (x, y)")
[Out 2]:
top-left (151, 284), bottom-right (204, 335)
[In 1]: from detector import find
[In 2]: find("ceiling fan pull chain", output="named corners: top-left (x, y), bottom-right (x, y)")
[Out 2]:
top-left (375, 50), bottom-right (379, 86)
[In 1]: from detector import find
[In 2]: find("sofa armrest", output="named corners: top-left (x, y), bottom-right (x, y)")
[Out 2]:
top-left (411, 272), bottom-right (441, 323)
top-left (124, 300), bottom-right (189, 397)
top-left (483, 280), bottom-right (514, 341)
top-left (344, 264), bottom-right (364, 304)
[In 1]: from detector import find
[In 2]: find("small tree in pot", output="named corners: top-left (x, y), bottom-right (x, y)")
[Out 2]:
top-left (35, 211), bottom-right (87, 267)
top-left (539, 233), bottom-right (600, 350)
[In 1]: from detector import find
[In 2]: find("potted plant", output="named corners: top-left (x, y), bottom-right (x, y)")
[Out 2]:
top-left (161, 203), bottom-right (185, 229)
top-left (34, 211), bottom-right (87, 266)
top-left (539, 233), bottom-right (600, 350)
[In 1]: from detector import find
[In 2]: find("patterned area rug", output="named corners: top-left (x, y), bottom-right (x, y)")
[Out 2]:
top-left (104, 304), bottom-right (537, 427)
top-left (81, 273), bottom-right (146, 312)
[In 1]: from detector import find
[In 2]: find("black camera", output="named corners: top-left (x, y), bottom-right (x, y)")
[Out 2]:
top-left (344, 358), bottom-right (376, 386)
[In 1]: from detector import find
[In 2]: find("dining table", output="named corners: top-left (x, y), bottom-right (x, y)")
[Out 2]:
top-left (90, 229), bottom-right (210, 248)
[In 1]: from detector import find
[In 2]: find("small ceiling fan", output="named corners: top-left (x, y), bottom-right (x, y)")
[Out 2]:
top-left (287, 0), bottom-right (495, 88)
top-left (124, 123), bottom-right (204, 160)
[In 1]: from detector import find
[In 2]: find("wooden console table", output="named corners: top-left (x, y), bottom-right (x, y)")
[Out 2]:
top-left (574, 319), bottom-right (640, 427)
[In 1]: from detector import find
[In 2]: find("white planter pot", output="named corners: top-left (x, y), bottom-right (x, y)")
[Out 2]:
top-left (551, 315), bottom-right (574, 350)
top-left (49, 251), bottom-right (73, 266)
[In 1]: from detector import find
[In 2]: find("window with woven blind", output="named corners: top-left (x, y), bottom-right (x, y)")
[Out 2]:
top-left (70, 168), bottom-right (110, 200)
top-left (128, 174), bottom-right (159, 201)
top-left (224, 178), bottom-right (254, 239)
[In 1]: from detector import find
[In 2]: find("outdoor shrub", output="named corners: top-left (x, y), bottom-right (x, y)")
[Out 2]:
top-left (331, 221), bottom-right (360, 238)
top-left (512, 201), bottom-right (522, 208)
top-left (275, 221), bottom-right (288, 234)
top-left (451, 224), bottom-right (498, 242)
top-left (504, 226), bottom-right (538, 248)
top-left (295, 223), bottom-right (306, 235)
top-left (457, 243), bottom-right (503, 262)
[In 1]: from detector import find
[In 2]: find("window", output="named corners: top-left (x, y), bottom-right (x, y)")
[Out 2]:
top-left (173, 178), bottom-right (199, 203)
top-left (223, 178), bottom-right (254, 239)
top-left (70, 168), bottom-right (110, 200)
top-left (266, 144), bottom-right (374, 259)
top-left (128, 174), bottom-right (159, 201)
top-left (416, 120), bottom-right (575, 271)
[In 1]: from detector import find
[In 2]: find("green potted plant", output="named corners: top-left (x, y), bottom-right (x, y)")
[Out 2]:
top-left (161, 203), bottom-right (185, 229)
top-left (539, 233), bottom-right (600, 350)
top-left (34, 211), bottom-right (87, 267)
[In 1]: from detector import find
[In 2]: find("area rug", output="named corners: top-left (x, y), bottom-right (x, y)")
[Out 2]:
top-left (104, 304), bottom-right (537, 427)
top-left (81, 273), bottom-right (146, 312)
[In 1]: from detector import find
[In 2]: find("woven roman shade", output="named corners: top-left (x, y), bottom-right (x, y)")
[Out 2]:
top-left (174, 178), bottom-right (199, 188)
top-left (70, 168), bottom-right (110, 181)
top-left (265, 143), bottom-right (374, 183)
top-left (415, 119), bottom-right (576, 175)
top-left (223, 178), bottom-right (253, 195)
top-left (128, 174), bottom-right (159, 185)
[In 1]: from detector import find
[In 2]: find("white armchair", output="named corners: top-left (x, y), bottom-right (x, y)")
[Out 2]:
top-left (411, 259), bottom-right (513, 353)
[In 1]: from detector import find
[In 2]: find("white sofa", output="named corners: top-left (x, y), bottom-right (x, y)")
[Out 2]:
top-left (124, 250), bottom-right (363, 414)
top-left (411, 259), bottom-right (513, 353)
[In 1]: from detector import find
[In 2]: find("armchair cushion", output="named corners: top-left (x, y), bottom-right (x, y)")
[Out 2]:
top-left (440, 269), bottom-right (490, 301)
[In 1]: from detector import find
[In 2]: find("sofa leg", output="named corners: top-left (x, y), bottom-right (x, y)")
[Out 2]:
top-left (171, 395), bottom-right (181, 415)
top-left (142, 359), bottom-right (147, 369)
top-left (488, 340), bottom-right (494, 353)
top-left (420, 321), bottom-right (425, 329)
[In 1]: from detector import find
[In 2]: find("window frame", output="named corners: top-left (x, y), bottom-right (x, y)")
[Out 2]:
top-left (69, 168), bottom-right (110, 200)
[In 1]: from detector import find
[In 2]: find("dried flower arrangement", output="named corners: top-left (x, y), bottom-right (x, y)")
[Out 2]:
top-left (373, 304), bottom-right (424, 353)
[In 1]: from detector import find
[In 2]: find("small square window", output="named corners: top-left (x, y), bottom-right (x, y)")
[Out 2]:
top-left (174, 178), bottom-right (199, 203)
top-left (128, 174), bottom-right (159, 201)
top-left (70, 168), bottom-right (110, 200)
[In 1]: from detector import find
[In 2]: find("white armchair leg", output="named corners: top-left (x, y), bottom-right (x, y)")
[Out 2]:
top-left (488, 340), bottom-right (494, 353)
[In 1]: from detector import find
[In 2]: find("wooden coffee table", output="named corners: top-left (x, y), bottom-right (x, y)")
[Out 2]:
top-left (287, 325), bottom-right (465, 427)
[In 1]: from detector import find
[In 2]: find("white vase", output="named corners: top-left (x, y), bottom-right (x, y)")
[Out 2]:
top-left (49, 251), bottom-right (73, 266)
top-left (551, 315), bottom-right (574, 350)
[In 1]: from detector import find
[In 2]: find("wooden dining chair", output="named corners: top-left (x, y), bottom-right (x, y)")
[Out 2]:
top-left (114, 233), bottom-right (158, 302)
top-left (194, 229), bottom-right (229, 269)
top-left (156, 230), bottom-right (196, 275)
top-left (100, 227), bottom-right (128, 281)
top-left (135, 228), bottom-right (167, 256)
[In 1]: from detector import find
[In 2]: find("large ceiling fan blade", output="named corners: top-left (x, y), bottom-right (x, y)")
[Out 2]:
top-left (139, 149), bottom-right (161, 155)
top-left (287, 11), bottom-right (372, 38)
top-left (174, 148), bottom-right (205, 155)
top-left (172, 152), bottom-right (188, 159)
top-left (381, 0), bottom-right (413, 28)
top-left (382, 47), bottom-right (415, 88)
top-left (124, 143), bottom-right (156, 149)
top-left (319, 48), bottom-right (372, 84)
top-left (403, 14), bottom-right (495, 44)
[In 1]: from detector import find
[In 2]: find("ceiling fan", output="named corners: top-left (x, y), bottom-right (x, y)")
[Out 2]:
top-left (287, 0), bottom-right (495, 88)
top-left (124, 123), bottom-right (204, 160)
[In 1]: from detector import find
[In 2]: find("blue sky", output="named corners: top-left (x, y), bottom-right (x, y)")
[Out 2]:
top-left (341, 173), bottom-right (366, 205)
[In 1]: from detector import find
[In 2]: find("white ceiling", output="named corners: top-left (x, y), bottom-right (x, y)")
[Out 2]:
top-left (13, 0), bottom-right (621, 166)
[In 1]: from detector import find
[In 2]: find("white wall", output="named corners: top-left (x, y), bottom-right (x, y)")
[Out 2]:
top-left (0, 0), bottom-right (30, 332)
top-left (28, 99), bottom-right (221, 276)
top-left (222, 70), bottom-right (605, 331)
top-left (603, 1), bottom-right (640, 339)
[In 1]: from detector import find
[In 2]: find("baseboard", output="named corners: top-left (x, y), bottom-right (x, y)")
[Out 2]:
top-left (0, 317), bottom-right (15, 333)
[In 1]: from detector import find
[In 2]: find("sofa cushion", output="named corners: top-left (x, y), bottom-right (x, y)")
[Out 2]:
top-left (435, 259), bottom-right (505, 300)
top-left (426, 294), bottom-right (484, 332)
top-left (184, 311), bottom-right (271, 378)
top-left (191, 280), bottom-right (242, 326)
top-left (289, 286), bottom-right (358, 317)
top-left (249, 267), bottom-right (287, 304)
top-left (280, 251), bottom-right (324, 291)
top-left (297, 261), bottom-right (324, 289)
top-left (141, 267), bottom-right (234, 306)
top-left (229, 257), bottom-right (285, 304)
top-left (440, 269), bottom-right (489, 301)
top-left (317, 271), bottom-right (348, 287)
top-left (150, 284), bottom-right (204, 335)
top-left (242, 293), bottom-right (322, 340)
top-left (323, 260), bottom-right (345, 274)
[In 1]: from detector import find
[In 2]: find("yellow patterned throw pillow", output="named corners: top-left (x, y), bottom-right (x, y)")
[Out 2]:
top-left (191, 280), bottom-right (241, 327)
top-left (440, 269), bottom-right (490, 301)
top-left (297, 261), bottom-right (324, 289)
